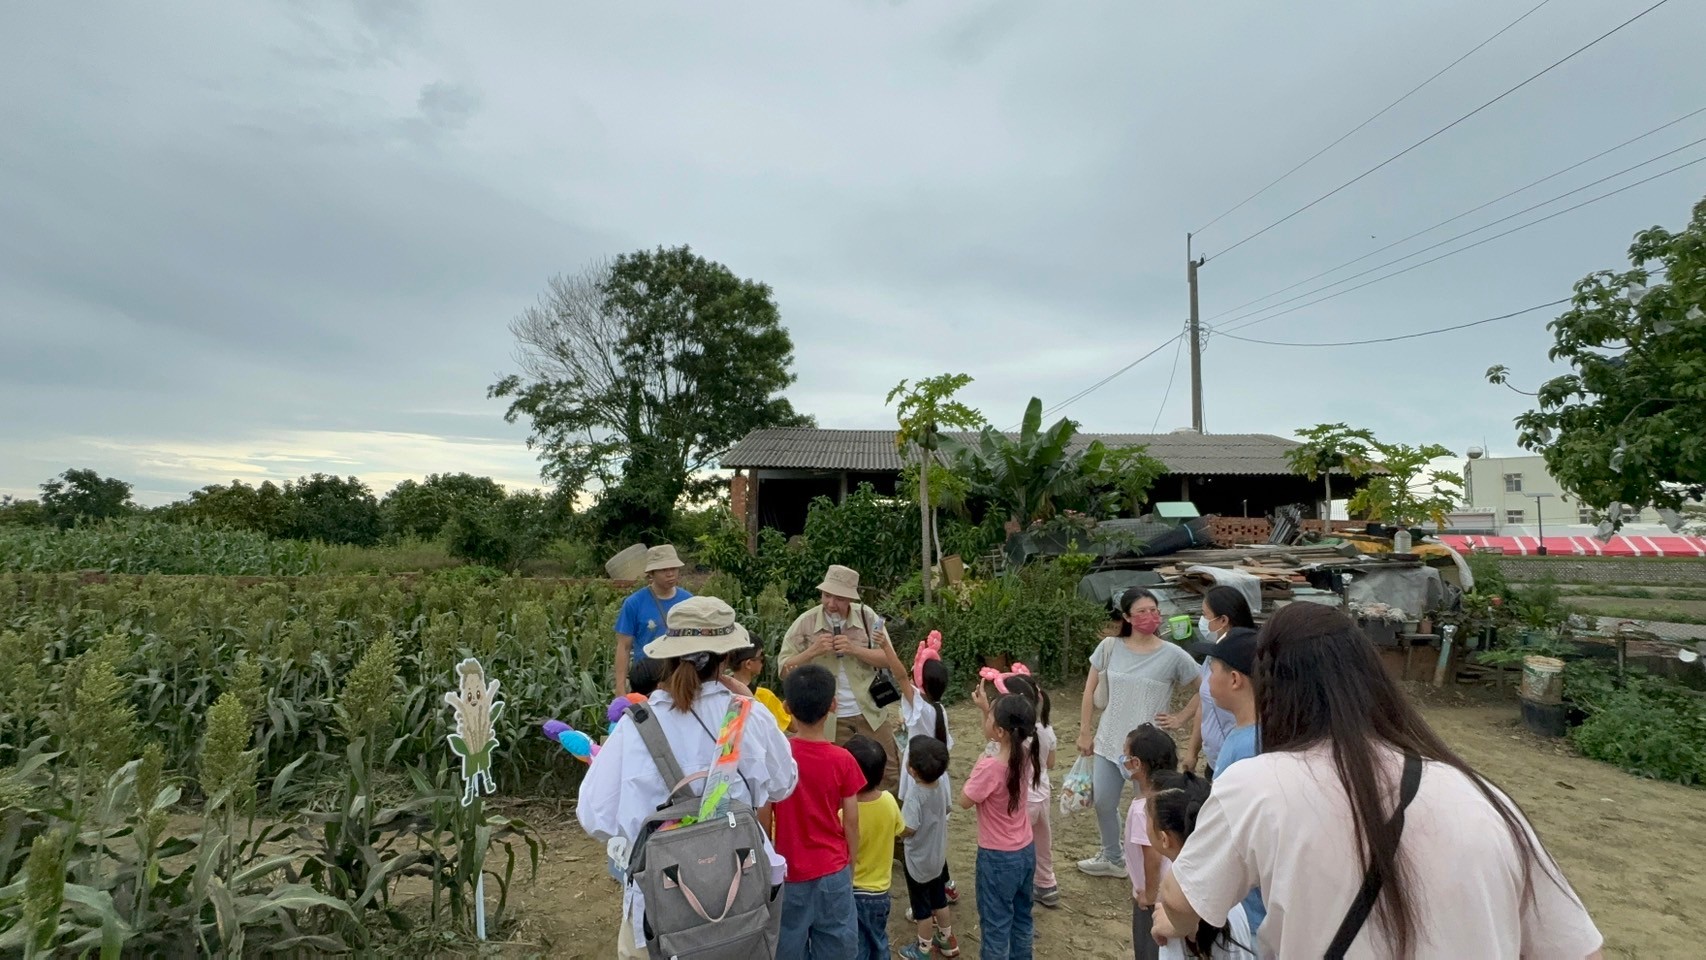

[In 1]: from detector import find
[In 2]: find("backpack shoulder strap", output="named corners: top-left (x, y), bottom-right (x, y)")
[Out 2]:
top-left (1327, 752), bottom-right (1423, 960)
top-left (630, 702), bottom-right (696, 806)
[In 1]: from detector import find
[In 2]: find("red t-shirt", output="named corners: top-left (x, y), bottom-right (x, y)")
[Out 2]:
top-left (774, 738), bottom-right (866, 882)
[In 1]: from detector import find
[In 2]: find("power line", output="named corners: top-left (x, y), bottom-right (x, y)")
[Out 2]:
top-left (1221, 300), bottom-right (1562, 349)
top-left (1151, 324), bottom-right (1188, 431)
top-left (1206, 0), bottom-right (1674, 262)
top-left (1218, 151), bottom-right (1706, 335)
top-left (1192, 0), bottom-right (1555, 236)
top-left (1207, 104), bottom-right (1706, 321)
top-left (1210, 134), bottom-right (1706, 328)
top-left (1013, 333), bottom-right (1184, 429)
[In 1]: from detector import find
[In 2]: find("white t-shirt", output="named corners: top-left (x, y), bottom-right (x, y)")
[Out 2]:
top-left (898, 691), bottom-right (954, 802)
top-left (1171, 744), bottom-right (1603, 960)
top-left (834, 661), bottom-right (862, 718)
top-left (1027, 723), bottom-right (1057, 804)
top-left (1089, 636), bottom-right (1199, 760)
top-left (1157, 903), bottom-right (1256, 960)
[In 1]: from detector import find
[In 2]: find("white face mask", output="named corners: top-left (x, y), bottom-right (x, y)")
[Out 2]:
top-left (1197, 615), bottom-right (1217, 641)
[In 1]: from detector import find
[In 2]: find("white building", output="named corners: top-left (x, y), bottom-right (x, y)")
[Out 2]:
top-left (1459, 453), bottom-right (1668, 535)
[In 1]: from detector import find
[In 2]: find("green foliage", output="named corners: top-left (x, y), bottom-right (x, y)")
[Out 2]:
top-left (278, 474), bottom-right (382, 546)
top-left (0, 572), bottom-right (625, 799)
top-left (1345, 441), bottom-right (1462, 529)
top-left (944, 398), bottom-right (1080, 526)
top-left (701, 486), bottom-right (921, 604)
top-left (943, 397), bottom-right (1166, 527)
top-left (1286, 422), bottom-right (1375, 519)
top-left (897, 563), bottom-right (1107, 685)
top-left (1464, 550), bottom-right (1509, 596)
top-left (490, 247), bottom-right (812, 539)
top-left (1567, 664), bottom-right (1706, 786)
top-left (1492, 194), bottom-right (1706, 520)
top-left (443, 490), bottom-right (569, 572)
top-left (0, 496), bottom-right (46, 527)
top-left (1077, 442), bottom-right (1169, 517)
top-left (158, 479), bottom-right (294, 538)
top-left (318, 538), bottom-right (461, 575)
top-left (380, 474), bottom-right (508, 541)
top-left (0, 519), bottom-right (324, 575)
top-left (39, 469), bottom-right (136, 529)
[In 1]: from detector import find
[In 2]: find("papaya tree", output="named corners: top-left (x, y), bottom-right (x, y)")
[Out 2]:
top-left (1285, 423), bottom-right (1375, 527)
top-left (888, 374), bottom-right (985, 603)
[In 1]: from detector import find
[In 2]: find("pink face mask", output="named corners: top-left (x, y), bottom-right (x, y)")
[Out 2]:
top-left (1131, 610), bottom-right (1163, 635)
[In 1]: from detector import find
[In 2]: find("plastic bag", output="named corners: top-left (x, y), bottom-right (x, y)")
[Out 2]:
top-left (1059, 756), bottom-right (1094, 816)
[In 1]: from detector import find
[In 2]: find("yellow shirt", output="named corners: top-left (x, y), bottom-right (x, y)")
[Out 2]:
top-left (852, 791), bottom-right (906, 892)
top-left (753, 686), bottom-right (791, 732)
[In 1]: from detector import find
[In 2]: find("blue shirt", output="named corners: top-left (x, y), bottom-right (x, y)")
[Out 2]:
top-left (1197, 662), bottom-right (1238, 768)
top-left (1215, 723), bottom-right (1267, 933)
top-left (615, 586), bottom-right (695, 661)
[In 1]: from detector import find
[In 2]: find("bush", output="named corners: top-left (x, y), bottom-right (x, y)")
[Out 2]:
top-left (1569, 676), bottom-right (1706, 786)
top-left (897, 562), bottom-right (1106, 685)
top-left (699, 484), bottom-right (920, 604)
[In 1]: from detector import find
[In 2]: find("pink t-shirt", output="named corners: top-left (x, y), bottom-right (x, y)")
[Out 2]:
top-left (963, 754), bottom-right (1035, 852)
top-left (1124, 793), bottom-right (1172, 901)
top-left (1171, 744), bottom-right (1604, 959)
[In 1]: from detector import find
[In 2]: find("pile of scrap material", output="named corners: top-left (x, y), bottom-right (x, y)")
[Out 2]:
top-left (1129, 544), bottom-right (1445, 614)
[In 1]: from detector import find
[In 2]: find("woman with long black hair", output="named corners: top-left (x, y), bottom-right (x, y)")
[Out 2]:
top-left (1152, 602), bottom-right (1602, 958)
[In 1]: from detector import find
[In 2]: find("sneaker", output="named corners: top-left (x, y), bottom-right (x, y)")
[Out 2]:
top-left (1077, 854), bottom-right (1127, 878)
top-left (933, 932), bottom-right (961, 957)
top-left (945, 878), bottom-right (959, 904)
top-left (1035, 884), bottom-right (1061, 908)
top-left (899, 943), bottom-right (930, 960)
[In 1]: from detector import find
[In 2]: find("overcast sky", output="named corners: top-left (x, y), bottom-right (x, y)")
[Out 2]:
top-left (3, 0), bottom-right (1703, 505)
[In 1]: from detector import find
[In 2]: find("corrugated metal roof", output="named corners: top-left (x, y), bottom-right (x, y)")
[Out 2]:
top-left (720, 428), bottom-right (1317, 476)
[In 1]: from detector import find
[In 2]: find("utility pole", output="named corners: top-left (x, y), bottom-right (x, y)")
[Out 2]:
top-left (1187, 233), bottom-right (1205, 432)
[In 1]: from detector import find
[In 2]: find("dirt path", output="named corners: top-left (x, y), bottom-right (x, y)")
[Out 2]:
top-left (495, 687), bottom-right (1705, 959)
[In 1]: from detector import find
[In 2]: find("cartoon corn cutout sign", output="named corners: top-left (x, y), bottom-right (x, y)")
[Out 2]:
top-left (444, 657), bottom-right (504, 807)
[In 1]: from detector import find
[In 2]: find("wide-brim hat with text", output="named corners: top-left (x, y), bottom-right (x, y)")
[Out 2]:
top-left (644, 595), bottom-right (752, 659)
top-left (643, 544), bottom-right (684, 573)
top-left (816, 564), bottom-right (862, 600)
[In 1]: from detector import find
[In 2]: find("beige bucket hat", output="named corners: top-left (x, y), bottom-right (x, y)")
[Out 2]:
top-left (643, 544), bottom-right (684, 573)
top-left (816, 564), bottom-right (861, 600)
top-left (643, 596), bottom-right (752, 660)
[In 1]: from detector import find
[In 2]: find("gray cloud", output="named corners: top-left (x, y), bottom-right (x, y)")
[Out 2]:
top-left (3, 0), bottom-right (1704, 504)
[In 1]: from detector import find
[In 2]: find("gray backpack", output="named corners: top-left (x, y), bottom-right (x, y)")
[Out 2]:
top-left (627, 702), bottom-right (782, 960)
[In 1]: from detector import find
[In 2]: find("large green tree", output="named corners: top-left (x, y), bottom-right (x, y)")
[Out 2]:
top-left (888, 373), bottom-right (986, 603)
top-left (279, 474), bottom-right (381, 546)
top-left (380, 473), bottom-right (507, 540)
top-left (1488, 196), bottom-right (1706, 521)
top-left (491, 247), bottom-right (811, 541)
top-left (40, 469), bottom-right (135, 529)
top-left (164, 479), bottom-right (293, 537)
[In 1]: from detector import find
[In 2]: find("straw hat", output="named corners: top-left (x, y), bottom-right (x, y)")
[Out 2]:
top-left (643, 544), bottom-right (684, 573)
top-left (643, 596), bottom-right (752, 660)
top-left (816, 564), bottom-right (862, 600)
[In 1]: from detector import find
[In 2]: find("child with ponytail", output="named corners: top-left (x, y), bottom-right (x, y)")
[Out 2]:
top-left (1000, 672), bottom-right (1060, 909)
top-left (1147, 775), bottom-right (1255, 960)
top-left (960, 687), bottom-right (1042, 960)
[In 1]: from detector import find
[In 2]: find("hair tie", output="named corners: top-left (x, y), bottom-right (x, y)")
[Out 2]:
top-left (913, 630), bottom-right (942, 689)
top-left (977, 661), bottom-right (1032, 694)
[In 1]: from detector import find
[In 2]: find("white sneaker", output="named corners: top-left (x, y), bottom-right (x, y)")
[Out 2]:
top-left (1076, 854), bottom-right (1127, 878)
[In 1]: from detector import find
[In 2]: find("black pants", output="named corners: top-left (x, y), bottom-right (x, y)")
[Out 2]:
top-left (1132, 901), bottom-right (1159, 960)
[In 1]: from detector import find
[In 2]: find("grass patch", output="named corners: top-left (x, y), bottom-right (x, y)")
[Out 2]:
top-left (318, 537), bottom-right (463, 574)
top-left (1564, 596), bottom-right (1706, 626)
